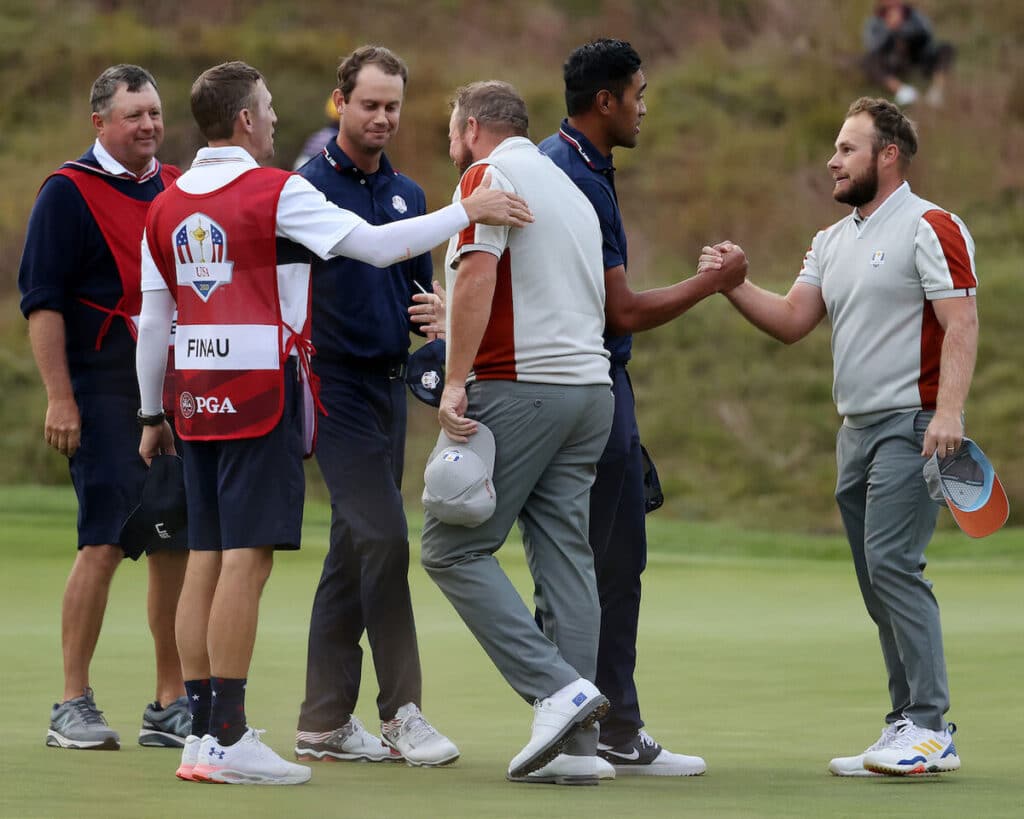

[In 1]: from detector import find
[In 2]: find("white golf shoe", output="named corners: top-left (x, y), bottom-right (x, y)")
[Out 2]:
top-left (863, 721), bottom-right (960, 776)
top-left (828, 721), bottom-right (906, 777)
top-left (598, 730), bottom-right (706, 776)
top-left (191, 729), bottom-right (311, 785)
top-left (507, 753), bottom-right (615, 785)
top-left (507, 678), bottom-right (609, 779)
top-left (175, 734), bottom-right (201, 781)
top-left (381, 703), bottom-right (459, 767)
top-left (295, 716), bottom-right (401, 762)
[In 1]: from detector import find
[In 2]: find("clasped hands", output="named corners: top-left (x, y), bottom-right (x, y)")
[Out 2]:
top-left (696, 241), bottom-right (748, 292)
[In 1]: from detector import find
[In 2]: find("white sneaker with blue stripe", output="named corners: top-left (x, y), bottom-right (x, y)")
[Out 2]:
top-left (862, 721), bottom-right (960, 776)
top-left (828, 721), bottom-right (905, 777)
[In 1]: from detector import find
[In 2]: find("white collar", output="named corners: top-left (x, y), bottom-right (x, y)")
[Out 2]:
top-left (192, 145), bottom-right (260, 167)
top-left (93, 138), bottom-right (157, 180)
top-left (853, 181), bottom-right (911, 226)
top-left (489, 136), bottom-right (534, 157)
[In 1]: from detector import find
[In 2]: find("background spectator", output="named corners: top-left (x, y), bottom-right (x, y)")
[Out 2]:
top-left (292, 94), bottom-right (341, 169)
top-left (862, 0), bottom-right (955, 107)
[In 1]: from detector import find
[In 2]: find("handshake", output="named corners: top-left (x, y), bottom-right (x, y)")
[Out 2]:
top-left (695, 241), bottom-right (747, 293)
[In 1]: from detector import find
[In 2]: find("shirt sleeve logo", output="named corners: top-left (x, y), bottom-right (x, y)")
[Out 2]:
top-left (391, 194), bottom-right (408, 214)
top-left (173, 213), bottom-right (234, 302)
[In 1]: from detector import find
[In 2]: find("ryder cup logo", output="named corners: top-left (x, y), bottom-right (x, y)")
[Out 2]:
top-left (173, 213), bottom-right (234, 302)
top-left (870, 250), bottom-right (886, 268)
top-left (391, 195), bottom-right (408, 214)
top-left (421, 370), bottom-right (441, 390)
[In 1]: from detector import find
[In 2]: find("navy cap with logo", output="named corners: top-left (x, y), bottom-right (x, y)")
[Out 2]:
top-left (406, 339), bottom-right (446, 407)
top-left (119, 454), bottom-right (188, 559)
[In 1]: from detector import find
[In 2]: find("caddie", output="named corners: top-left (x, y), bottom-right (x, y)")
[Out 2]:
top-left (19, 63), bottom-right (189, 753)
top-left (134, 60), bottom-right (531, 785)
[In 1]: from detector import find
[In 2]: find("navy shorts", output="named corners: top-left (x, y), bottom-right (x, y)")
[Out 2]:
top-left (181, 360), bottom-right (305, 551)
top-left (70, 391), bottom-right (147, 549)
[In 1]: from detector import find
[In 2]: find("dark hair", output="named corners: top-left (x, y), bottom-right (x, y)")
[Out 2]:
top-left (90, 65), bottom-right (157, 116)
top-left (563, 38), bottom-right (642, 117)
top-left (190, 61), bottom-right (264, 141)
top-left (846, 96), bottom-right (918, 165)
top-left (450, 81), bottom-right (528, 137)
top-left (337, 45), bottom-right (408, 101)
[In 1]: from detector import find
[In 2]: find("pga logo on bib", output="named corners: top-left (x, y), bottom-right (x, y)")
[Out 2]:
top-left (179, 391), bottom-right (238, 419)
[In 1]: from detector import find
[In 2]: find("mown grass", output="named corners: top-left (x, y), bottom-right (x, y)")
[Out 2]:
top-left (1, 486), bottom-right (1023, 818)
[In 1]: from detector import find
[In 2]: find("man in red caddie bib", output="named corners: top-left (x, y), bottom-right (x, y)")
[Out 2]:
top-left (135, 60), bottom-right (532, 785)
top-left (19, 64), bottom-right (189, 753)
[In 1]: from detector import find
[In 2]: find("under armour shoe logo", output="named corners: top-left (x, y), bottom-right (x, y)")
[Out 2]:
top-left (209, 748), bottom-right (225, 759)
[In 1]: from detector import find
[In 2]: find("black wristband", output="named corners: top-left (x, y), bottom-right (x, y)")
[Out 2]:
top-left (137, 409), bottom-right (166, 427)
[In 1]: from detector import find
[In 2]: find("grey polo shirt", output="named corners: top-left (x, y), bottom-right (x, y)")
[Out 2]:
top-left (796, 183), bottom-right (977, 426)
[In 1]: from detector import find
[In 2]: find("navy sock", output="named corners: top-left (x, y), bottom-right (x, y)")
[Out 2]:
top-left (210, 677), bottom-right (247, 746)
top-left (184, 679), bottom-right (211, 738)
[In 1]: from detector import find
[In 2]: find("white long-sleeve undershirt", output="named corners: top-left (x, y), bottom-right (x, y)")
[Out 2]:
top-left (137, 289), bottom-right (175, 415)
top-left (327, 203), bottom-right (467, 267)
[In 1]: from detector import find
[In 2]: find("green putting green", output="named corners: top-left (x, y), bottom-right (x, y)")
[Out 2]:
top-left (2, 486), bottom-right (1021, 818)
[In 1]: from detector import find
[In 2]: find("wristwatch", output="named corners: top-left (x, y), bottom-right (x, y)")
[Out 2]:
top-left (137, 409), bottom-right (166, 427)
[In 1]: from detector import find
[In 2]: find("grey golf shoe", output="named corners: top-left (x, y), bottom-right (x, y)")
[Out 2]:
top-left (46, 687), bottom-right (120, 750)
top-left (139, 695), bottom-right (191, 748)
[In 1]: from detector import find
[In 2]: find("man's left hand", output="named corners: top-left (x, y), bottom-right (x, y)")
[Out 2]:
top-left (410, 279), bottom-right (447, 340)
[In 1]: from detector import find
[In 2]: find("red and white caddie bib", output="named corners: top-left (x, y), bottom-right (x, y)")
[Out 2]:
top-left (146, 167), bottom-right (318, 447)
top-left (55, 163), bottom-right (181, 409)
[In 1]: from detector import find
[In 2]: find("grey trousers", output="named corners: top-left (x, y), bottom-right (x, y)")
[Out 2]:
top-left (421, 380), bottom-right (614, 704)
top-left (835, 410), bottom-right (949, 730)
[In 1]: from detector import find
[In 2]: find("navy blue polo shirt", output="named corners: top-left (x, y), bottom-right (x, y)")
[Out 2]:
top-left (18, 148), bottom-right (172, 396)
top-left (300, 140), bottom-right (433, 364)
top-left (539, 119), bottom-right (632, 365)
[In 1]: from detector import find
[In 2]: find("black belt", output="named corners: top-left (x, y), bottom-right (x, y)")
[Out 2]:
top-left (325, 356), bottom-right (408, 380)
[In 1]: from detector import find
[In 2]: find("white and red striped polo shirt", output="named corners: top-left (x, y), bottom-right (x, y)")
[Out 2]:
top-left (444, 137), bottom-right (610, 387)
